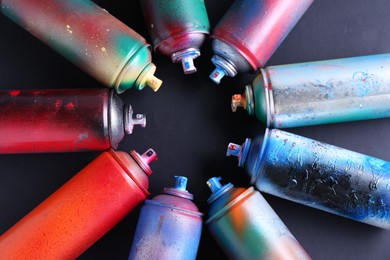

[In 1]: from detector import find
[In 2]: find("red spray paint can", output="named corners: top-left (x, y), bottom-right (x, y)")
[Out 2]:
top-left (0, 88), bottom-right (145, 153)
top-left (209, 0), bottom-right (314, 84)
top-left (0, 148), bottom-right (157, 259)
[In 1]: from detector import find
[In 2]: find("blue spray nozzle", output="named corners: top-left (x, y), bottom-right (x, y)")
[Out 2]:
top-left (209, 67), bottom-right (226, 84)
top-left (206, 177), bottom-right (234, 204)
top-left (207, 177), bottom-right (223, 193)
top-left (173, 176), bottom-right (188, 191)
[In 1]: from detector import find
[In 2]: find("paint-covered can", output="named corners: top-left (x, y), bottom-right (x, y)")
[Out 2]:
top-left (139, 0), bottom-right (210, 74)
top-left (0, 148), bottom-right (158, 259)
top-left (227, 129), bottom-right (390, 229)
top-left (0, 88), bottom-right (146, 153)
top-left (209, 0), bottom-right (313, 84)
top-left (129, 176), bottom-right (203, 260)
top-left (232, 53), bottom-right (390, 128)
top-left (1, 0), bottom-right (162, 93)
top-left (206, 177), bottom-right (310, 260)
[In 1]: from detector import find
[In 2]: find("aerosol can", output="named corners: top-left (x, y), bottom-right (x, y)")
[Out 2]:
top-left (206, 177), bottom-right (310, 260)
top-left (232, 53), bottom-right (390, 128)
top-left (209, 0), bottom-right (313, 84)
top-left (0, 148), bottom-right (158, 259)
top-left (0, 88), bottom-right (145, 153)
top-left (139, 0), bottom-right (210, 74)
top-left (227, 129), bottom-right (390, 229)
top-left (129, 176), bottom-right (203, 260)
top-left (1, 0), bottom-right (162, 93)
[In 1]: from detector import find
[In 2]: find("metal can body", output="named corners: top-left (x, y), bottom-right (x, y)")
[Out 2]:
top-left (0, 88), bottom-right (145, 153)
top-left (206, 178), bottom-right (310, 260)
top-left (238, 53), bottom-right (390, 128)
top-left (210, 0), bottom-right (313, 83)
top-left (1, 0), bottom-right (161, 92)
top-left (0, 149), bottom-right (157, 259)
top-left (140, 0), bottom-right (210, 74)
top-left (129, 176), bottom-right (203, 260)
top-left (228, 129), bottom-right (390, 229)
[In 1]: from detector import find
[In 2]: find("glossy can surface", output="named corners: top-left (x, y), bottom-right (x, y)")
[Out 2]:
top-left (1, 0), bottom-right (162, 92)
top-left (0, 88), bottom-right (146, 153)
top-left (129, 176), bottom-right (203, 260)
top-left (206, 177), bottom-right (310, 260)
top-left (140, 0), bottom-right (210, 74)
top-left (233, 53), bottom-right (390, 128)
top-left (227, 129), bottom-right (390, 229)
top-left (0, 149), bottom-right (157, 259)
top-left (210, 0), bottom-right (313, 83)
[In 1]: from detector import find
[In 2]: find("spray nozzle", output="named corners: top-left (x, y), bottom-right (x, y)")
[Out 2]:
top-left (209, 67), bottom-right (226, 84)
top-left (173, 176), bottom-right (188, 191)
top-left (171, 48), bottom-right (200, 75)
top-left (130, 148), bottom-right (158, 176)
top-left (231, 94), bottom-right (246, 112)
top-left (209, 55), bottom-right (238, 84)
top-left (206, 176), bottom-right (234, 204)
top-left (226, 139), bottom-right (251, 167)
top-left (125, 106), bottom-right (146, 134)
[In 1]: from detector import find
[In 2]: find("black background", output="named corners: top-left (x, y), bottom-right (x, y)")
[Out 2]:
top-left (1, 0), bottom-right (390, 259)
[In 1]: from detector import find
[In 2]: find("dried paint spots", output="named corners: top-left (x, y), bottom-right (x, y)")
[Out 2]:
top-left (353, 71), bottom-right (379, 97)
top-left (9, 90), bottom-right (20, 97)
top-left (66, 24), bottom-right (73, 34)
top-left (78, 133), bottom-right (88, 141)
top-left (66, 102), bottom-right (75, 110)
top-left (55, 99), bottom-right (62, 110)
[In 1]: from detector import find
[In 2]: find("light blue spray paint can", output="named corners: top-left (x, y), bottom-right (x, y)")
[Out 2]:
top-left (232, 53), bottom-right (390, 128)
top-left (227, 128), bottom-right (390, 229)
top-left (128, 176), bottom-right (203, 259)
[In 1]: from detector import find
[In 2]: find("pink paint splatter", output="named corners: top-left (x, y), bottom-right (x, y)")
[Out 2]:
top-left (66, 102), bottom-right (75, 110)
top-left (55, 99), bottom-right (63, 110)
top-left (9, 90), bottom-right (20, 97)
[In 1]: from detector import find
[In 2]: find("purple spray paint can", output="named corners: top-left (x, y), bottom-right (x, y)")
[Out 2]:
top-left (139, 0), bottom-right (210, 74)
top-left (128, 176), bottom-right (203, 260)
top-left (209, 0), bottom-right (314, 84)
top-left (206, 177), bottom-right (310, 259)
top-left (227, 129), bottom-right (390, 229)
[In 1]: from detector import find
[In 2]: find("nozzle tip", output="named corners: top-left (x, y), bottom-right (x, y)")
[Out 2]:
top-left (174, 176), bottom-right (188, 191)
top-left (141, 148), bottom-right (158, 165)
top-left (146, 75), bottom-right (162, 92)
top-left (181, 57), bottom-right (197, 74)
top-left (231, 94), bottom-right (247, 112)
top-left (226, 143), bottom-right (242, 157)
top-left (206, 177), bottom-right (223, 193)
top-left (125, 106), bottom-right (146, 134)
top-left (209, 67), bottom-right (226, 84)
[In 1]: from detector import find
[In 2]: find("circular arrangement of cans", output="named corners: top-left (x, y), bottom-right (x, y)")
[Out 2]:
top-left (0, 0), bottom-right (389, 259)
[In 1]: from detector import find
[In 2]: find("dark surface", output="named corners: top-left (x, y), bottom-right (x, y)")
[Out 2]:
top-left (0, 0), bottom-right (389, 259)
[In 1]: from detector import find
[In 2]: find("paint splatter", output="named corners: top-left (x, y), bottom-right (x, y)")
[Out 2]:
top-left (9, 90), bottom-right (20, 97)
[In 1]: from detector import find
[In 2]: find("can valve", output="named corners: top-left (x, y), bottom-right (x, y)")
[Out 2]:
top-left (231, 94), bottom-right (246, 112)
top-left (125, 106), bottom-right (146, 134)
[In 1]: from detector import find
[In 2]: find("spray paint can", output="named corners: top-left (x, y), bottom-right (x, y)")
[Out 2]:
top-left (0, 88), bottom-right (146, 153)
top-left (227, 128), bottom-right (390, 229)
top-left (209, 0), bottom-right (313, 84)
top-left (128, 176), bottom-right (203, 259)
top-left (206, 177), bottom-right (310, 260)
top-left (232, 53), bottom-right (390, 128)
top-left (0, 0), bottom-right (162, 93)
top-left (139, 0), bottom-right (210, 74)
top-left (0, 148), bottom-right (158, 259)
